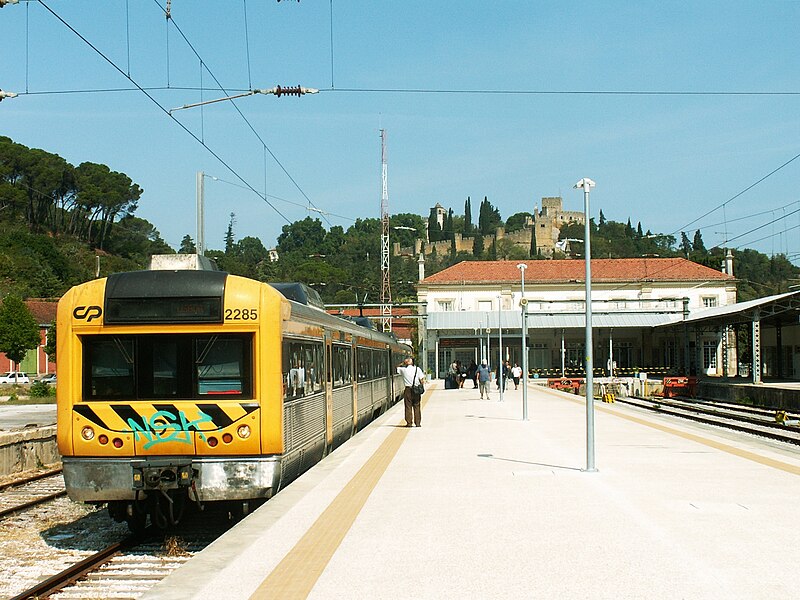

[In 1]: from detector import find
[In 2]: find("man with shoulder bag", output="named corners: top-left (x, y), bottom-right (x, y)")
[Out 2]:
top-left (397, 357), bottom-right (426, 427)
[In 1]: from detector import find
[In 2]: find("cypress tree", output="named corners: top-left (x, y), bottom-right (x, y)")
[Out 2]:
top-left (464, 197), bottom-right (472, 233)
top-left (529, 226), bottom-right (537, 257)
top-left (473, 234), bottom-right (484, 257)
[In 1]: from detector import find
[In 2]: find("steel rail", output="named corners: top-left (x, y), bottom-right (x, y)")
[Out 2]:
top-left (8, 534), bottom-right (144, 600)
top-left (0, 490), bottom-right (67, 520)
top-left (0, 467), bottom-right (63, 493)
top-left (615, 396), bottom-right (800, 446)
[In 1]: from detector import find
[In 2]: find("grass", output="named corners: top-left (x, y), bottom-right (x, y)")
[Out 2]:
top-left (1, 394), bottom-right (56, 405)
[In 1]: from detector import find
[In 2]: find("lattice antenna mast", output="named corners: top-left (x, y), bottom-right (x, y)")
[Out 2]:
top-left (380, 129), bottom-right (392, 332)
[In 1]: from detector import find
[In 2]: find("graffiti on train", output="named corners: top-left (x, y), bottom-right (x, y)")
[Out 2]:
top-left (128, 410), bottom-right (214, 449)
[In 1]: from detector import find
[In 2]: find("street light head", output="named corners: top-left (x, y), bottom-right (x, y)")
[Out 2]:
top-left (573, 178), bottom-right (596, 190)
top-left (0, 89), bottom-right (19, 100)
top-left (516, 263), bottom-right (527, 271)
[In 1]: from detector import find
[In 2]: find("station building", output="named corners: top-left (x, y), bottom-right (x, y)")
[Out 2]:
top-left (417, 257), bottom-right (741, 380)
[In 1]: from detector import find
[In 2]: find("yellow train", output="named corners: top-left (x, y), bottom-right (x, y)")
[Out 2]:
top-left (57, 257), bottom-right (410, 530)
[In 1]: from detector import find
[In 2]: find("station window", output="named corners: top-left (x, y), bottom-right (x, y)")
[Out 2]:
top-left (283, 340), bottom-right (324, 400)
top-left (702, 296), bottom-right (718, 308)
top-left (437, 300), bottom-right (454, 311)
top-left (83, 334), bottom-right (252, 400)
top-left (703, 341), bottom-right (718, 370)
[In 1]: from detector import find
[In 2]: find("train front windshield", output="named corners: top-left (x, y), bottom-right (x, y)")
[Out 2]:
top-left (82, 333), bottom-right (253, 400)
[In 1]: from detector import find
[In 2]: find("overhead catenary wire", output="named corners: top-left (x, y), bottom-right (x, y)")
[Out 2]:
top-left (149, 0), bottom-right (332, 227)
top-left (34, 0), bottom-right (293, 228)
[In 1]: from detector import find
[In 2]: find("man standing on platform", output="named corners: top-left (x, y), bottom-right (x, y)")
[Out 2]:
top-left (397, 357), bottom-right (426, 427)
top-left (477, 360), bottom-right (491, 399)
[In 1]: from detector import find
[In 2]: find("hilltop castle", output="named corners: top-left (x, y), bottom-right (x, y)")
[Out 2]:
top-left (394, 196), bottom-right (584, 257)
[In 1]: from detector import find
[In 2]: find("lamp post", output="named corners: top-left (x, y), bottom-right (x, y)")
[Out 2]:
top-left (517, 263), bottom-right (528, 420)
top-left (498, 296), bottom-right (504, 402)
top-left (574, 177), bottom-right (597, 472)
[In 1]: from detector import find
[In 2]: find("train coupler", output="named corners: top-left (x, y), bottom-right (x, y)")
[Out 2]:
top-left (132, 462), bottom-right (196, 491)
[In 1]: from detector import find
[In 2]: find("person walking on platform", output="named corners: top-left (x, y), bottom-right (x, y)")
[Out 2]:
top-left (467, 360), bottom-right (478, 388)
top-left (477, 360), bottom-right (491, 399)
top-left (511, 363), bottom-right (522, 390)
top-left (397, 357), bottom-right (426, 427)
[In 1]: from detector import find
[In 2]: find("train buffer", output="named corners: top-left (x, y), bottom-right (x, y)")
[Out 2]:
top-left (547, 378), bottom-right (583, 393)
top-left (662, 376), bottom-right (697, 398)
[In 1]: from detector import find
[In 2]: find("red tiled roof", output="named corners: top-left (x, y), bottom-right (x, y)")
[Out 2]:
top-left (25, 299), bottom-right (58, 324)
top-left (420, 258), bottom-right (733, 285)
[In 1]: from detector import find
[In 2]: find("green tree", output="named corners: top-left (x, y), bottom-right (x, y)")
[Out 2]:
top-left (496, 238), bottom-right (528, 260)
top-left (464, 197), bottom-right (473, 234)
top-left (599, 209), bottom-right (606, 226)
top-left (179, 235), bottom-right (196, 253)
top-left (488, 238), bottom-right (497, 260)
top-left (473, 233), bottom-right (484, 258)
top-left (692, 230), bottom-right (706, 254)
top-left (478, 197), bottom-right (502, 234)
top-left (529, 225), bottom-right (537, 257)
top-left (0, 295), bottom-right (41, 367)
top-left (224, 213), bottom-right (236, 254)
top-left (505, 212), bottom-right (532, 233)
top-left (427, 212), bottom-right (442, 242)
top-left (680, 232), bottom-right (692, 256)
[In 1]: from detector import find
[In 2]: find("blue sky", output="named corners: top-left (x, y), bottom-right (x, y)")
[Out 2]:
top-left (2, 1), bottom-right (799, 264)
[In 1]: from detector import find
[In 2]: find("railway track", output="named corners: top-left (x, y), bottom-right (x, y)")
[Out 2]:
top-left (9, 509), bottom-right (232, 600)
top-left (615, 395), bottom-right (800, 445)
top-left (0, 469), bottom-right (67, 519)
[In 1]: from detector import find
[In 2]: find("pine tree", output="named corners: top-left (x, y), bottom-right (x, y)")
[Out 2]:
top-left (626, 218), bottom-right (634, 237)
top-left (637, 222), bottom-right (643, 238)
top-left (225, 213), bottom-right (236, 254)
top-left (599, 209), bottom-right (606, 226)
top-left (529, 226), bottom-right (537, 257)
top-left (179, 235), bottom-right (196, 253)
top-left (464, 197), bottom-right (472, 234)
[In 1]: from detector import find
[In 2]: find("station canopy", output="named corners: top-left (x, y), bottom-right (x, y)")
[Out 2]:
top-left (657, 289), bottom-right (800, 329)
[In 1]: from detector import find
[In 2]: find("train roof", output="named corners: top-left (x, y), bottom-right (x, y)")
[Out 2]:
top-left (268, 283), bottom-right (325, 310)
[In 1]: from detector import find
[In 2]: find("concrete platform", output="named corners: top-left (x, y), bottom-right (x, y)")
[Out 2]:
top-left (144, 382), bottom-right (800, 600)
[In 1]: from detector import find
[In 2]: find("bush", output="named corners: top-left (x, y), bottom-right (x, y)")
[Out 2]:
top-left (29, 381), bottom-right (51, 397)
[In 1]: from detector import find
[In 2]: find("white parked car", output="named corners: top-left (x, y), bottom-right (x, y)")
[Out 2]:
top-left (0, 371), bottom-right (31, 384)
top-left (39, 373), bottom-right (57, 385)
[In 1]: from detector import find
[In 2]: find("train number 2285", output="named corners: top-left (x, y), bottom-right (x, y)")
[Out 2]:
top-left (225, 308), bottom-right (258, 320)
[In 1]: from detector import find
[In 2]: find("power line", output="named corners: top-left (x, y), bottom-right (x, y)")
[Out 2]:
top-left (669, 150), bottom-right (800, 237)
top-left (150, 0), bottom-right (332, 227)
top-left (324, 87), bottom-right (800, 97)
top-left (36, 0), bottom-right (294, 228)
top-left (723, 207), bottom-right (800, 246)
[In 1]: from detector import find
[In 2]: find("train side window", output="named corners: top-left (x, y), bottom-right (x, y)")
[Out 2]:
top-left (85, 337), bottom-right (135, 399)
top-left (284, 340), bottom-right (324, 400)
top-left (357, 347), bottom-right (371, 381)
top-left (333, 344), bottom-right (352, 388)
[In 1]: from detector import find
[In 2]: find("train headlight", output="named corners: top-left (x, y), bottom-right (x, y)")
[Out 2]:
top-left (81, 426), bottom-right (95, 441)
top-left (237, 424), bottom-right (251, 439)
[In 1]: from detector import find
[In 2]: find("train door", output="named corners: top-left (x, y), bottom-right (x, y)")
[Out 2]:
top-left (325, 335), bottom-right (333, 452)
